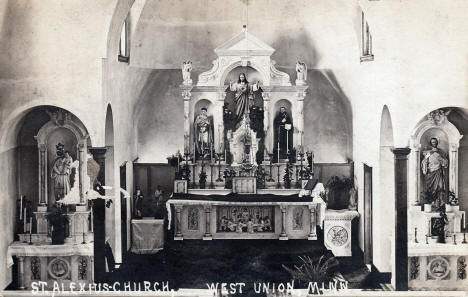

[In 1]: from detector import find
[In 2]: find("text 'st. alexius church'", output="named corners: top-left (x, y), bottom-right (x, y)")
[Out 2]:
top-left (0, 0), bottom-right (467, 295)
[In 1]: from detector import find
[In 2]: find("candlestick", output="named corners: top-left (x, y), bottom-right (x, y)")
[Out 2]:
top-left (414, 228), bottom-right (418, 243)
top-left (29, 217), bottom-right (32, 235)
top-left (28, 231), bottom-right (33, 245)
top-left (453, 234), bottom-right (457, 245)
top-left (82, 221), bottom-right (86, 244)
top-left (462, 232), bottom-right (467, 244)
top-left (462, 213), bottom-right (465, 230)
top-left (425, 234), bottom-right (429, 244)
top-left (428, 220), bottom-right (431, 237)
top-left (286, 130), bottom-right (289, 155)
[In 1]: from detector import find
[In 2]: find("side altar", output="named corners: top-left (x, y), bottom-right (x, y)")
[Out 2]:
top-left (8, 109), bottom-right (95, 290)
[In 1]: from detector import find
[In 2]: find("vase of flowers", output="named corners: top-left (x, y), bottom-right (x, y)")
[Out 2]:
top-left (447, 191), bottom-right (459, 212)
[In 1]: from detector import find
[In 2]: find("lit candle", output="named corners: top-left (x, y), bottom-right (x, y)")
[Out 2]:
top-left (23, 207), bottom-right (27, 233)
top-left (19, 196), bottom-right (23, 220)
top-left (277, 142), bottom-right (280, 162)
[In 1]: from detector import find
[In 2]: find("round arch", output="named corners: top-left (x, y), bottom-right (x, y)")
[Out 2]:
top-left (374, 105), bottom-right (395, 274)
top-left (0, 102), bottom-right (95, 152)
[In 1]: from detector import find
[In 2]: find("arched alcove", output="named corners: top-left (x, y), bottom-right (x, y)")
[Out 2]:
top-left (104, 104), bottom-right (117, 260)
top-left (17, 106), bottom-right (91, 209)
top-left (375, 105), bottom-right (394, 273)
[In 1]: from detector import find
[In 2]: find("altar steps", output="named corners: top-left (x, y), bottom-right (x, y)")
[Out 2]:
top-left (106, 231), bottom-right (374, 291)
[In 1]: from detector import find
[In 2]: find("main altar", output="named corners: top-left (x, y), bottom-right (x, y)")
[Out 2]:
top-left (166, 28), bottom-right (358, 257)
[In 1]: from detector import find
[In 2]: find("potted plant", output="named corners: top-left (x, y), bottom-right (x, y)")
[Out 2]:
top-left (199, 170), bottom-right (207, 189)
top-left (325, 176), bottom-right (354, 209)
top-left (282, 255), bottom-right (343, 295)
top-left (283, 162), bottom-right (293, 189)
top-left (46, 204), bottom-right (69, 245)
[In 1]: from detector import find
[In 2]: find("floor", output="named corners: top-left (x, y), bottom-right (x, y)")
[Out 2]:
top-left (106, 230), bottom-right (378, 295)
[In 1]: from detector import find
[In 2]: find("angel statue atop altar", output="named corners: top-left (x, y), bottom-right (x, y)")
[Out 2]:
top-left (51, 143), bottom-right (74, 202)
top-left (421, 137), bottom-right (449, 208)
top-left (295, 61), bottom-right (307, 85)
top-left (182, 61), bottom-right (193, 86)
top-left (194, 107), bottom-right (213, 158)
top-left (229, 73), bottom-right (260, 123)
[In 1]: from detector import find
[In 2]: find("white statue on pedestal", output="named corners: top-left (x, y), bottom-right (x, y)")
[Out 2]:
top-left (182, 61), bottom-right (193, 86)
top-left (295, 61), bottom-right (307, 85)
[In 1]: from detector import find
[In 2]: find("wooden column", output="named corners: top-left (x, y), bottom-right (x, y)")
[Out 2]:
top-left (392, 147), bottom-right (411, 291)
top-left (17, 256), bottom-right (25, 290)
top-left (174, 205), bottom-right (183, 240)
top-left (308, 204), bottom-right (317, 240)
top-left (279, 205), bottom-right (288, 240)
top-left (203, 205), bottom-right (212, 240)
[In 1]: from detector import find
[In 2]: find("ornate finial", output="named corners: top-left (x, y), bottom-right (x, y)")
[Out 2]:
top-left (46, 109), bottom-right (70, 126)
top-left (242, 24), bottom-right (247, 32)
top-left (427, 108), bottom-right (451, 125)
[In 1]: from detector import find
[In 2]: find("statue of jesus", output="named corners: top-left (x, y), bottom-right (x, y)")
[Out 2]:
top-left (229, 73), bottom-right (260, 122)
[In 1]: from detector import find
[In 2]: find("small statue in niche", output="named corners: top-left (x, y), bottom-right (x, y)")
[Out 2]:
top-left (51, 143), bottom-right (74, 202)
top-left (133, 188), bottom-right (143, 218)
top-left (274, 106), bottom-right (293, 161)
top-left (182, 61), bottom-right (193, 85)
top-left (295, 61), bottom-right (307, 85)
top-left (421, 137), bottom-right (448, 208)
top-left (194, 107), bottom-right (213, 159)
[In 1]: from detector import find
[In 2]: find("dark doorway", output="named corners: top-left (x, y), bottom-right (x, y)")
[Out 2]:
top-left (363, 164), bottom-right (373, 265)
top-left (120, 164), bottom-right (128, 262)
top-left (93, 197), bottom-right (106, 282)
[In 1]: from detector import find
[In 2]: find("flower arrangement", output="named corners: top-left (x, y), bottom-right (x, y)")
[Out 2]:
top-left (46, 204), bottom-right (70, 245)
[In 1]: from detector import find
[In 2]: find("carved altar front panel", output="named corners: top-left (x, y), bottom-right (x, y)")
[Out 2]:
top-left (217, 206), bottom-right (274, 233)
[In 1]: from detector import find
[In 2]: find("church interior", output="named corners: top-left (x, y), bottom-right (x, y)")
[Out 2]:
top-left (0, 0), bottom-right (468, 294)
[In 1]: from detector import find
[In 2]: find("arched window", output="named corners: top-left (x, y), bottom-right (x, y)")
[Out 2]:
top-left (118, 17), bottom-right (129, 63)
top-left (361, 11), bottom-right (374, 62)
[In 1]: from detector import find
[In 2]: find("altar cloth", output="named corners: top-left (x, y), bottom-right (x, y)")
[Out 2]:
top-left (170, 192), bottom-right (313, 202)
top-left (131, 219), bottom-right (164, 254)
top-left (7, 242), bottom-right (93, 267)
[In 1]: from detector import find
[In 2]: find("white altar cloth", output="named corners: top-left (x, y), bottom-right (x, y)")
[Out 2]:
top-left (7, 242), bottom-right (93, 267)
top-left (131, 219), bottom-right (164, 254)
